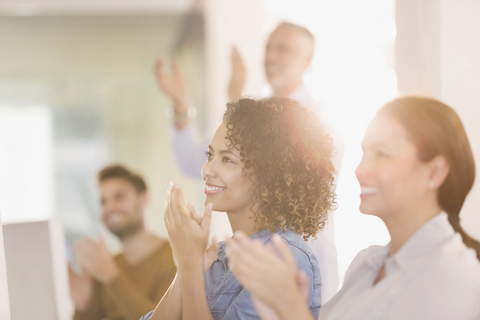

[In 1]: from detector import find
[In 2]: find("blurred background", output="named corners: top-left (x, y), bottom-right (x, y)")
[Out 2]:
top-left (0, 0), bottom-right (479, 290)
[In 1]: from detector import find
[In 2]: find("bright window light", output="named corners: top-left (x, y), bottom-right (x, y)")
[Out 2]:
top-left (265, 0), bottom-right (396, 284)
top-left (0, 105), bottom-right (54, 223)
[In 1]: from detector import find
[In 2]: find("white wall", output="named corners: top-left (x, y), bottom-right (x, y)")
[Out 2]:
top-left (439, 0), bottom-right (480, 240)
top-left (396, 0), bottom-right (480, 241)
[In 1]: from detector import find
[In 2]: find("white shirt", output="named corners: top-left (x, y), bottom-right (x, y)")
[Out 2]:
top-left (171, 85), bottom-right (344, 303)
top-left (319, 212), bottom-right (480, 320)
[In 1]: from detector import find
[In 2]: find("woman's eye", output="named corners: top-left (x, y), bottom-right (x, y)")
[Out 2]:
top-left (375, 150), bottom-right (389, 159)
top-left (223, 157), bottom-right (232, 163)
top-left (205, 151), bottom-right (213, 160)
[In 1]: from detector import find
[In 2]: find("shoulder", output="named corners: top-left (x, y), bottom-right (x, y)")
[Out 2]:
top-left (428, 234), bottom-right (480, 289)
top-left (277, 230), bottom-right (318, 266)
top-left (254, 229), bottom-right (319, 275)
top-left (391, 239), bottom-right (480, 319)
top-left (343, 245), bottom-right (387, 282)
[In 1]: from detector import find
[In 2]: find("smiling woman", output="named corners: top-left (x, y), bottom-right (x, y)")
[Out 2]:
top-left (140, 96), bottom-right (337, 320)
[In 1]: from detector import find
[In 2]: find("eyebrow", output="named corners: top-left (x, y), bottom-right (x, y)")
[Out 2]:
top-left (208, 145), bottom-right (241, 159)
top-left (361, 142), bottom-right (392, 151)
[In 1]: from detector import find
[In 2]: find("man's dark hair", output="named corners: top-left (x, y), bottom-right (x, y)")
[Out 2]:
top-left (97, 165), bottom-right (147, 194)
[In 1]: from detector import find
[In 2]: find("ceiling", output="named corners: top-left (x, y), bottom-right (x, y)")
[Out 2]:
top-left (0, 0), bottom-right (198, 15)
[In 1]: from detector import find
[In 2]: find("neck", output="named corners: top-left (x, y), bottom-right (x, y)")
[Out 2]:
top-left (226, 209), bottom-right (257, 237)
top-left (272, 81), bottom-right (303, 97)
top-left (383, 198), bottom-right (442, 256)
top-left (120, 226), bottom-right (163, 265)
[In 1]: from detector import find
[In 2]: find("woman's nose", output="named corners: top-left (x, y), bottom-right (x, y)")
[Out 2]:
top-left (201, 159), bottom-right (216, 180)
top-left (355, 158), bottom-right (369, 181)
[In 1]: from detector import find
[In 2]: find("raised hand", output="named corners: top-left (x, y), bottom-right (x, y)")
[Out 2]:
top-left (171, 201), bottom-right (219, 273)
top-left (68, 263), bottom-right (94, 311)
top-left (154, 58), bottom-right (187, 106)
top-left (228, 46), bottom-right (246, 101)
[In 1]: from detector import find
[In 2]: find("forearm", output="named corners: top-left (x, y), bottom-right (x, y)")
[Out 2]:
top-left (149, 273), bottom-right (183, 320)
top-left (180, 266), bottom-right (213, 320)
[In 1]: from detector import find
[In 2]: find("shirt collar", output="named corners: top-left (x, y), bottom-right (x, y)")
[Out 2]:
top-left (217, 229), bottom-right (277, 261)
top-left (390, 212), bottom-right (455, 271)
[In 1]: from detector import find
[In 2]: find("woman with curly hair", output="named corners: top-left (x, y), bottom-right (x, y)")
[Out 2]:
top-left (140, 96), bottom-right (337, 320)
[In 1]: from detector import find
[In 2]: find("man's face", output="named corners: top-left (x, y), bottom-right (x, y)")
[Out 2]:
top-left (99, 178), bottom-right (146, 239)
top-left (264, 26), bottom-right (313, 92)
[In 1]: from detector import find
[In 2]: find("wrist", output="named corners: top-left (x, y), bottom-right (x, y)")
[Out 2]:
top-left (168, 104), bottom-right (197, 130)
top-left (177, 256), bottom-right (203, 274)
top-left (277, 290), bottom-right (310, 320)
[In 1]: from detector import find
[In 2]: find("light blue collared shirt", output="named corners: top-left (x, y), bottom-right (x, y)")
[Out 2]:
top-left (140, 228), bottom-right (322, 320)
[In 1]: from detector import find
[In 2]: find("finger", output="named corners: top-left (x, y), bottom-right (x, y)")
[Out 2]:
top-left (205, 236), bottom-right (220, 260)
top-left (68, 263), bottom-right (76, 276)
top-left (234, 232), bottom-right (275, 261)
top-left (232, 46), bottom-right (239, 60)
top-left (98, 234), bottom-right (107, 247)
top-left (164, 192), bottom-right (171, 226)
top-left (296, 271), bottom-right (310, 302)
top-left (201, 203), bottom-right (213, 232)
top-left (172, 61), bottom-right (180, 75)
top-left (171, 183), bottom-right (189, 218)
top-left (188, 202), bottom-right (202, 224)
top-left (272, 234), bottom-right (297, 268)
top-left (226, 235), bottom-right (263, 273)
top-left (155, 57), bottom-right (167, 78)
top-left (77, 259), bottom-right (90, 276)
top-left (167, 183), bottom-right (183, 223)
top-left (264, 243), bottom-right (276, 254)
top-left (73, 238), bottom-right (93, 255)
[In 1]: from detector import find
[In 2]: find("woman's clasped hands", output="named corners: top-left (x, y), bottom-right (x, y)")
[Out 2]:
top-left (164, 182), bottom-right (219, 274)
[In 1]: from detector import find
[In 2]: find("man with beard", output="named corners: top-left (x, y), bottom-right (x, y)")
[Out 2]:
top-left (155, 22), bottom-right (343, 303)
top-left (69, 165), bottom-right (176, 320)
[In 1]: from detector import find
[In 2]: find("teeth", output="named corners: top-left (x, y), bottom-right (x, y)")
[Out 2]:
top-left (361, 187), bottom-right (379, 195)
top-left (206, 185), bottom-right (225, 192)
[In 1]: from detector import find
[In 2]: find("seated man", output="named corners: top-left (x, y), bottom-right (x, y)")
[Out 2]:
top-left (69, 165), bottom-right (176, 320)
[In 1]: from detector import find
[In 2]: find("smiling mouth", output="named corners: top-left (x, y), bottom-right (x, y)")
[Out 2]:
top-left (265, 64), bottom-right (282, 74)
top-left (360, 186), bottom-right (380, 196)
top-left (204, 184), bottom-right (226, 195)
top-left (105, 212), bottom-right (124, 225)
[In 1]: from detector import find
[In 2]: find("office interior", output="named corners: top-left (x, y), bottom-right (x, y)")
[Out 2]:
top-left (0, 0), bottom-right (479, 319)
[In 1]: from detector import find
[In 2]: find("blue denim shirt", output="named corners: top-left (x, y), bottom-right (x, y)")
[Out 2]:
top-left (140, 228), bottom-right (321, 320)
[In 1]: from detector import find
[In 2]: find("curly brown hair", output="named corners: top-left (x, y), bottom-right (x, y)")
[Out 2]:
top-left (223, 96), bottom-right (337, 240)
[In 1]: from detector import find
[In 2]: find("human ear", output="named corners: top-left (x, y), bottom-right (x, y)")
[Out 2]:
top-left (428, 155), bottom-right (450, 190)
